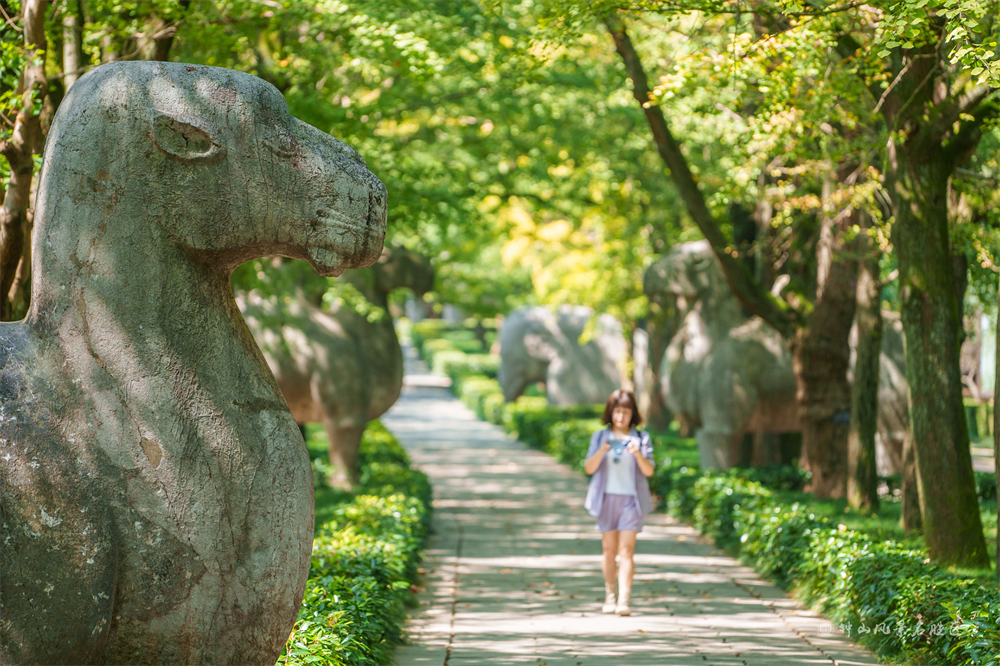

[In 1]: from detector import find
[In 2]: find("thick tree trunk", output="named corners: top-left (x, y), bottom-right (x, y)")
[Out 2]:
top-left (792, 204), bottom-right (857, 498)
top-left (847, 239), bottom-right (881, 511)
top-left (889, 138), bottom-right (989, 568)
top-left (0, 0), bottom-right (47, 322)
top-left (901, 436), bottom-right (922, 531)
top-left (995, 285), bottom-right (1000, 576)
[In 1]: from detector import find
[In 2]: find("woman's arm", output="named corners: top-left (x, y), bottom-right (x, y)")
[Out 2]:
top-left (628, 435), bottom-right (655, 478)
top-left (584, 434), bottom-right (610, 475)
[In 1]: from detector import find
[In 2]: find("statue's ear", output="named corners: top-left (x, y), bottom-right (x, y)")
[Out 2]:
top-left (150, 111), bottom-right (226, 163)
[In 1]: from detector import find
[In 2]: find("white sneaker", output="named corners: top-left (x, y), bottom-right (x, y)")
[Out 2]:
top-left (615, 603), bottom-right (631, 616)
top-left (602, 593), bottom-right (617, 614)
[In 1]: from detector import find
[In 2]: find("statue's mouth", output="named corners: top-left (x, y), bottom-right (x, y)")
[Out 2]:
top-left (305, 191), bottom-right (387, 277)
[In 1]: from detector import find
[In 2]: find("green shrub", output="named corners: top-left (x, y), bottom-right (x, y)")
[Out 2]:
top-left (440, 329), bottom-right (484, 354)
top-left (737, 504), bottom-right (828, 584)
top-left (410, 320), bottom-right (453, 359)
top-left (279, 422), bottom-right (431, 666)
top-left (420, 338), bottom-right (458, 366)
top-left (976, 471), bottom-right (997, 502)
top-left (690, 475), bottom-right (772, 549)
top-left (453, 374), bottom-right (504, 420)
top-left (504, 399), bottom-right (602, 450)
top-left (434, 352), bottom-right (500, 379)
top-left (946, 595), bottom-right (1000, 666)
top-left (547, 418), bottom-right (603, 469)
top-left (661, 467), bottom-right (1000, 665)
top-left (482, 392), bottom-right (507, 425)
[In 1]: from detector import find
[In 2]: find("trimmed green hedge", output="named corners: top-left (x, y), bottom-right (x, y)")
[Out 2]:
top-left (658, 468), bottom-right (1000, 665)
top-left (410, 319), bottom-right (496, 364)
top-left (279, 422), bottom-right (431, 666)
top-left (432, 351), bottom-right (500, 379)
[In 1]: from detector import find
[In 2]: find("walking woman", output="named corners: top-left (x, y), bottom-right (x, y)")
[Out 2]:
top-left (583, 389), bottom-right (655, 616)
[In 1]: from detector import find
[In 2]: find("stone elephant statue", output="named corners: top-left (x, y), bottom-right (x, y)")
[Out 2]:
top-left (646, 240), bottom-right (910, 472)
top-left (241, 245), bottom-right (433, 488)
top-left (498, 305), bottom-right (627, 404)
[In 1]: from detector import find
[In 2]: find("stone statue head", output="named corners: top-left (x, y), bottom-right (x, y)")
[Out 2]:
top-left (498, 305), bottom-right (625, 404)
top-left (31, 61), bottom-right (387, 316)
top-left (644, 240), bottom-right (740, 328)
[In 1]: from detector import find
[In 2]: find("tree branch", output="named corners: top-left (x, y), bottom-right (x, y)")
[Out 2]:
top-left (602, 12), bottom-right (799, 339)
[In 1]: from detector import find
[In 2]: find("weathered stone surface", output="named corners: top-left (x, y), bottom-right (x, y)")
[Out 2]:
top-left (647, 241), bottom-right (909, 472)
top-left (645, 241), bottom-right (798, 469)
top-left (0, 62), bottom-right (386, 665)
top-left (241, 245), bottom-right (433, 488)
top-left (498, 305), bottom-right (626, 405)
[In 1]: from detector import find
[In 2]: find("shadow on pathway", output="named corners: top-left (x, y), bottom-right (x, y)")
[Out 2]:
top-left (383, 350), bottom-right (878, 666)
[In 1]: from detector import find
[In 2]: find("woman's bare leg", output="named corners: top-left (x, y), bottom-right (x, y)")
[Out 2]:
top-left (616, 530), bottom-right (638, 614)
top-left (601, 531), bottom-right (619, 610)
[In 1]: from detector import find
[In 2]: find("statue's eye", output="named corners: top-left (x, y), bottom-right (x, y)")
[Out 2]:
top-left (265, 128), bottom-right (297, 158)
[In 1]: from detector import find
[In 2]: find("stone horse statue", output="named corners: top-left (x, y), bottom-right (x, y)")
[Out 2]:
top-left (498, 305), bottom-right (627, 404)
top-left (241, 245), bottom-right (434, 488)
top-left (647, 240), bottom-right (910, 472)
top-left (0, 62), bottom-right (386, 665)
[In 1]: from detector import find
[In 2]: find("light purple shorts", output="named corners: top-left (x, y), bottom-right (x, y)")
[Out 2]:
top-left (596, 493), bottom-right (643, 533)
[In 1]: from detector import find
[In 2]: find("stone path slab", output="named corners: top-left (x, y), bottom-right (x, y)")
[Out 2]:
top-left (384, 351), bottom-right (878, 666)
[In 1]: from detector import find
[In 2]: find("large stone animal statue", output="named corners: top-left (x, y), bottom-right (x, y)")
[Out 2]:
top-left (498, 305), bottom-right (627, 404)
top-left (646, 240), bottom-right (910, 472)
top-left (645, 241), bottom-right (798, 468)
top-left (241, 245), bottom-right (433, 488)
top-left (0, 62), bottom-right (386, 665)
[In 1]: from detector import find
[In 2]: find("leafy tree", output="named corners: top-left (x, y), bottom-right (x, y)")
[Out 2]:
top-left (529, 0), bottom-right (998, 567)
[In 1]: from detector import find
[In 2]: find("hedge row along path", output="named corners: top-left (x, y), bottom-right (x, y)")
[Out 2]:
top-left (383, 348), bottom-right (878, 666)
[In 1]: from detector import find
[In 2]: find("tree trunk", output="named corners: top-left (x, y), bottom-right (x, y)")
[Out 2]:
top-left (847, 237), bottom-right (881, 511)
top-left (645, 308), bottom-right (676, 431)
top-left (995, 282), bottom-right (1000, 576)
top-left (6, 211), bottom-right (32, 320)
top-left (792, 201), bottom-right (857, 498)
top-left (62, 0), bottom-right (83, 89)
top-left (901, 436), bottom-right (922, 531)
top-left (889, 137), bottom-right (989, 568)
top-left (0, 0), bottom-right (48, 322)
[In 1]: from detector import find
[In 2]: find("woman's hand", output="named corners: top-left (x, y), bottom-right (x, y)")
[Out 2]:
top-left (629, 438), bottom-right (655, 478)
top-left (584, 440), bottom-right (612, 475)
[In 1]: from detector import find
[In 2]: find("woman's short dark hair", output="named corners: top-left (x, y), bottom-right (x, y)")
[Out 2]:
top-left (601, 389), bottom-right (641, 428)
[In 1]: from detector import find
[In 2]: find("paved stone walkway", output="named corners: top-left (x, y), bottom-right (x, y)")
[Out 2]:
top-left (383, 351), bottom-right (879, 666)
